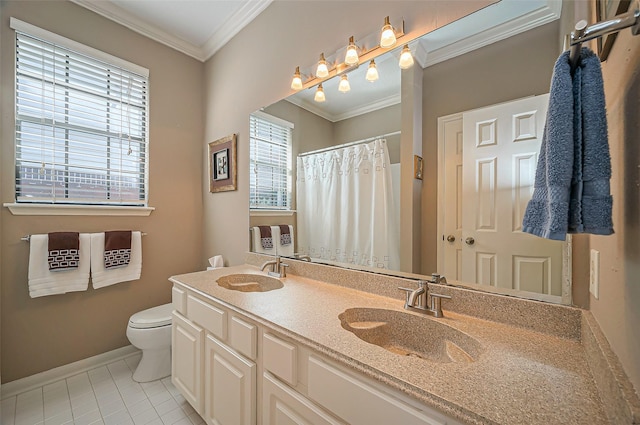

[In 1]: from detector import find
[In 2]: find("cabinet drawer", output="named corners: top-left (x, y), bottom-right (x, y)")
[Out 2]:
top-left (229, 315), bottom-right (257, 360)
top-left (263, 333), bottom-right (297, 386)
top-left (187, 294), bottom-right (227, 340)
top-left (263, 372), bottom-right (344, 425)
top-left (308, 356), bottom-right (446, 425)
top-left (172, 286), bottom-right (186, 315)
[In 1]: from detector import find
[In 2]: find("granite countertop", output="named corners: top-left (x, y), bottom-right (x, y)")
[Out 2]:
top-left (170, 265), bottom-right (608, 425)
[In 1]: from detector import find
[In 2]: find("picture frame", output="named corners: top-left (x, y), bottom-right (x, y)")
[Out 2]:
top-left (596, 0), bottom-right (631, 61)
top-left (208, 134), bottom-right (237, 192)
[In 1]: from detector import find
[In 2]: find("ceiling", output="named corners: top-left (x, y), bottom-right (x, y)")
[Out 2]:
top-left (70, 0), bottom-right (273, 61)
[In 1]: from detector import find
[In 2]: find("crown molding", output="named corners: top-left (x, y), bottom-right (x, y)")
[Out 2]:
top-left (418, 0), bottom-right (562, 69)
top-left (70, 0), bottom-right (272, 62)
top-left (286, 93), bottom-right (401, 123)
top-left (202, 0), bottom-right (272, 60)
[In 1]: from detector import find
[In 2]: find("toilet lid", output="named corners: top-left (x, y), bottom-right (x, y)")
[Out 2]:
top-left (129, 303), bottom-right (173, 329)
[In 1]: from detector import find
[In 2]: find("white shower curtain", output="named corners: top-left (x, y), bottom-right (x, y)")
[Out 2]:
top-left (296, 139), bottom-right (399, 270)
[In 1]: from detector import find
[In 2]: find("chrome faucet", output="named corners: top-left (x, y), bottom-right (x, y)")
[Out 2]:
top-left (429, 273), bottom-right (448, 285)
top-left (398, 278), bottom-right (451, 318)
top-left (260, 255), bottom-right (289, 278)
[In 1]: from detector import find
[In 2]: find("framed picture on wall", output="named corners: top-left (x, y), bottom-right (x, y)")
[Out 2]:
top-left (596, 0), bottom-right (631, 61)
top-left (213, 148), bottom-right (229, 180)
top-left (208, 134), bottom-right (237, 192)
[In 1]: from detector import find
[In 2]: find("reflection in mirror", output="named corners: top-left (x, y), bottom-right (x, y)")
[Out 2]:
top-left (249, 0), bottom-right (570, 304)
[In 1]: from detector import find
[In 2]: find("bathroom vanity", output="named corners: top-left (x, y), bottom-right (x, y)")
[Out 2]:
top-left (169, 260), bottom-right (639, 425)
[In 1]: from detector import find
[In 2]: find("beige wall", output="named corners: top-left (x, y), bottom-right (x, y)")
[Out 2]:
top-left (202, 0), bottom-right (495, 268)
top-left (0, 1), bottom-right (204, 382)
top-left (420, 21), bottom-right (560, 275)
top-left (591, 27), bottom-right (640, 391)
top-left (334, 104), bottom-right (401, 164)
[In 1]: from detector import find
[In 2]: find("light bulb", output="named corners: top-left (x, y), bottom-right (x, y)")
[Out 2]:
top-left (314, 84), bottom-right (326, 102)
top-left (315, 53), bottom-right (329, 78)
top-left (345, 36), bottom-right (359, 65)
top-left (380, 16), bottom-right (396, 48)
top-left (290, 66), bottom-right (303, 90)
top-left (365, 60), bottom-right (379, 82)
top-left (398, 44), bottom-right (414, 69)
top-left (338, 75), bottom-right (350, 93)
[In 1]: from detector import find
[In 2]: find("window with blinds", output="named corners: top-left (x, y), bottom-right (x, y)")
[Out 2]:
top-left (249, 113), bottom-right (292, 210)
top-left (14, 21), bottom-right (149, 206)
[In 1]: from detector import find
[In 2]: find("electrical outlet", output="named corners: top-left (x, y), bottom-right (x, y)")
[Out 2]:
top-left (590, 249), bottom-right (600, 299)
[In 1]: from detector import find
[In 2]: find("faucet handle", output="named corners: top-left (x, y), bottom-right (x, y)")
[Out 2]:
top-left (279, 262), bottom-right (289, 278)
top-left (398, 287), bottom-right (414, 306)
top-left (429, 293), bottom-right (451, 318)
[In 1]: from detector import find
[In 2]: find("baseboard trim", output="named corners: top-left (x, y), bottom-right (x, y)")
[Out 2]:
top-left (1, 345), bottom-right (141, 399)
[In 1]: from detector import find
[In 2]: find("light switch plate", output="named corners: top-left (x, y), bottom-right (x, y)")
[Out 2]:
top-left (590, 249), bottom-right (600, 299)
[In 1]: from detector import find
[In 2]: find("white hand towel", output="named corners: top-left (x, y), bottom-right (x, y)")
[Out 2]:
top-left (278, 225), bottom-right (295, 257)
top-left (28, 234), bottom-right (91, 298)
top-left (90, 231), bottom-right (142, 289)
top-left (252, 227), bottom-right (271, 254)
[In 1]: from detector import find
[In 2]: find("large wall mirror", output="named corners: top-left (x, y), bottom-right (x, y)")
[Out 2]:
top-left (249, 0), bottom-right (571, 304)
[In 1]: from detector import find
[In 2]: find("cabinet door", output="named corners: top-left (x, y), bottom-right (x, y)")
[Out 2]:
top-left (308, 356), bottom-right (451, 425)
top-left (172, 312), bottom-right (204, 414)
top-left (263, 373), bottom-right (344, 425)
top-left (204, 334), bottom-right (256, 425)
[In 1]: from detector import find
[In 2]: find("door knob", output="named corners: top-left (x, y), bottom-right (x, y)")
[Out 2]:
top-left (446, 235), bottom-right (455, 242)
top-left (465, 237), bottom-right (475, 245)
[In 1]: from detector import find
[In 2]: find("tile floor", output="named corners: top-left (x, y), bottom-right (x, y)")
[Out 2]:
top-left (1, 354), bottom-right (205, 425)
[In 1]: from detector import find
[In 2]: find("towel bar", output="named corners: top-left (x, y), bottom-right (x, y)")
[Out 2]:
top-left (569, 0), bottom-right (640, 71)
top-left (21, 232), bottom-right (148, 242)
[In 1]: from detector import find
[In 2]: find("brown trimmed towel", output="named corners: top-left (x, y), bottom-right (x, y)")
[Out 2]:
top-left (47, 232), bottom-right (80, 271)
top-left (104, 230), bottom-right (132, 269)
top-left (258, 226), bottom-right (273, 250)
top-left (279, 225), bottom-right (291, 246)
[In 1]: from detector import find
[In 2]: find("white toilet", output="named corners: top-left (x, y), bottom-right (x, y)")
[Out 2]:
top-left (126, 303), bottom-right (173, 382)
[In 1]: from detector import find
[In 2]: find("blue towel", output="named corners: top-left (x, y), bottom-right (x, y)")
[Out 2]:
top-left (522, 47), bottom-right (613, 240)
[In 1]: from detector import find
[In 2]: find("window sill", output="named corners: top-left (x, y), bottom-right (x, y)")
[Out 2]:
top-left (250, 209), bottom-right (296, 217)
top-left (4, 203), bottom-right (155, 217)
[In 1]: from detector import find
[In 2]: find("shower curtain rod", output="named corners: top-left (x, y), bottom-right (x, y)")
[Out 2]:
top-left (298, 130), bottom-right (401, 157)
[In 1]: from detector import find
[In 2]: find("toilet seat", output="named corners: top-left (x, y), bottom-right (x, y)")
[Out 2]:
top-left (129, 303), bottom-right (173, 329)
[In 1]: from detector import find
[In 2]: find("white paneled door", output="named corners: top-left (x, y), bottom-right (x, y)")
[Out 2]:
top-left (440, 94), bottom-right (564, 296)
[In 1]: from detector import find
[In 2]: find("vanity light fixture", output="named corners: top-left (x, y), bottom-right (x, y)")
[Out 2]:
top-left (314, 83), bottom-right (326, 102)
top-left (338, 74), bottom-right (351, 93)
top-left (380, 16), bottom-right (397, 48)
top-left (365, 59), bottom-right (379, 82)
top-left (344, 36), bottom-right (359, 65)
top-left (289, 17), bottom-right (405, 90)
top-left (398, 44), bottom-right (414, 69)
top-left (291, 66), bottom-right (303, 90)
top-left (315, 53), bottom-right (329, 78)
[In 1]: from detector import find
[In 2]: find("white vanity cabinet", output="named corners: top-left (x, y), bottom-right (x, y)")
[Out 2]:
top-left (171, 282), bottom-right (464, 425)
top-left (171, 287), bottom-right (257, 425)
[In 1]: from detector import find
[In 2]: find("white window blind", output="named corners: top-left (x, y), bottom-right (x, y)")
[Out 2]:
top-left (13, 20), bottom-right (149, 206)
top-left (249, 113), bottom-right (292, 210)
